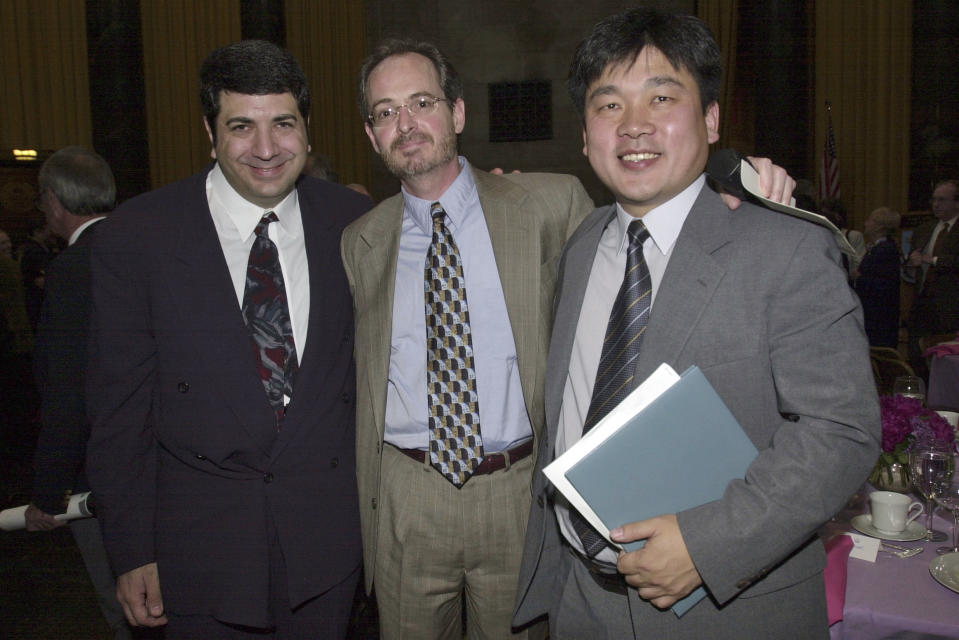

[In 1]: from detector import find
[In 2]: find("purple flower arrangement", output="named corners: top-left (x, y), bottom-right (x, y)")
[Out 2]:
top-left (878, 395), bottom-right (955, 466)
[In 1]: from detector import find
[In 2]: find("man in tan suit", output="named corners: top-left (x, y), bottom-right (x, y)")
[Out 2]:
top-left (342, 37), bottom-right (794, 639)
top-left (342, 39), bottom-right (591, 639)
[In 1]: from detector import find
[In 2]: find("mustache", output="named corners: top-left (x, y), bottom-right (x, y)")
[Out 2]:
top-left (391, 132), bottom-right (432, 152)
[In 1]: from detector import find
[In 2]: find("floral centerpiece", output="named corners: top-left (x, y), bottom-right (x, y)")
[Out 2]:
top-left (869, 395), bottom-right (955, 491)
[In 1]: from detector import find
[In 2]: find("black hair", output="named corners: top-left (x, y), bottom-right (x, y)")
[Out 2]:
top-left (568, 7), bottom-right (721, 121)
top-left (200, 40), bottom-right (310, 142)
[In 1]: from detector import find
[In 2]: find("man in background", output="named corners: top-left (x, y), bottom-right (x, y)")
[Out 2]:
top-left (906, 178), bottom-right (959, 377)
top-left (86, 40), bottom-right (371, 637)
top-left (24, 146), bottom-right (127, 638)
top-left (513, 8), bottom-right (878, 638)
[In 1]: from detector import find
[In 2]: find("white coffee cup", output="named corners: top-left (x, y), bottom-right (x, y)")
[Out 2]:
top-left (869, 491), bottom-right (923, 534)
top-left (936, 410), bottom-right (958, 428)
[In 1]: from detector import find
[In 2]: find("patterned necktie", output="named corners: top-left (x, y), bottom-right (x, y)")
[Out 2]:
top-left (572, 219), bottom-right (652, 557)
top-left (425, 202), bottom-right (484, 487)
top-left (242, 212), bottom-right (298, 428)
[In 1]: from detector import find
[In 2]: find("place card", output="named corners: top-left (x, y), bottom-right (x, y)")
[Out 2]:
top-left (846, 532), bottom-right (880, 562)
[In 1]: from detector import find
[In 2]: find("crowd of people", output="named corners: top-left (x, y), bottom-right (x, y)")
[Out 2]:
top-left (18, 5), bottom-right (959, 639)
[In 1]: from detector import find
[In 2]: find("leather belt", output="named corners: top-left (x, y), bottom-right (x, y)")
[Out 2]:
top-left (395, 438), bottom-right (533, 475)
top-left (568, 546), bottom-right (627, 595)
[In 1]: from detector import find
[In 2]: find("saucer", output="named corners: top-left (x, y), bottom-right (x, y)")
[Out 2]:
top-left (850, 514), bottom-right (926, 541)
top-left (930, 552), bottom-right (959, 594)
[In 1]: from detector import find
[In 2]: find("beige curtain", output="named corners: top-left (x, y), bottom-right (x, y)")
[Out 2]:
top-left (140, 0), bottom-right (241, 188)
top-left (816, 2), bottom-right (912, 227)
top-left (285, 0), bottom-right (370, 189)
top-left (0, 0), bottom-right (91, 150)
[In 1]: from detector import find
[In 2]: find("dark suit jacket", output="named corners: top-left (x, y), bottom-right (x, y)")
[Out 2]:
top-left (908, 218), bottom-right (959, 334)
top-left (32, 221), bottom-right (103, 513)
top-left (514, 184), bottom-right (879, 636)
top-left (854, 237), bottom-right (901, 348)
top-left (86, 170), bottom-right (371, 628)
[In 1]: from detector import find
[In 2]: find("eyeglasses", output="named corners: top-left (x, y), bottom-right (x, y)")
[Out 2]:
top-left (368, 96), bottom-right (447, 127)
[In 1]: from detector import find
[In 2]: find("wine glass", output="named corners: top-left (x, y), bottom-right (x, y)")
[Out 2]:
top-left (893, 375), bottom-right (926, 402)
top-left (909, 443), bottom-right (955, 542)
top-left (935, 477), bottom-right (959, 555)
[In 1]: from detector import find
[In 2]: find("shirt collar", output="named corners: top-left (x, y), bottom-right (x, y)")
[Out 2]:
top-left (68, 216), bottom-right (106, 246)
top-left (208, 163), bottom-right (300, 242)
top-left (402, 156), bottom-right (477, 234)
top-left (612, 174), bottom-right (705, 256)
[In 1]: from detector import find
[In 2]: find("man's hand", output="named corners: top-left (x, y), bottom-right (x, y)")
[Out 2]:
top-left (610, 514), bottom-right (703, 609)
top-left (907, 250), bottom-right (932, 267)
top-left (24, 504), bottom-right (65, 531)
top-left (117, 562), bottom-right (167, 627)
top-left (720, 156), bottom-right (796, 210)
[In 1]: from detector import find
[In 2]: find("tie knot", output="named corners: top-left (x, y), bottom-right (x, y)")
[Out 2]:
top-left (430, 202), bottom-right (447, 231)
top-left (255, 211), bottom-right (279, 237)
top-left (627, 219), bottom-right (650, 247)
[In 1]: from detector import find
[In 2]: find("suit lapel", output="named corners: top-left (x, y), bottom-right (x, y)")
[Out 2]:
top-left (473, 171), bottom-right (542, 423)
top-left (167, 174), bottom-right (275, 451)
top-left (355, 196), bottom-right (404, 441)
top-left (544, 205), bottom-right (616, 451)
top-left (269, 182), bottom-right (345, 456)
top-left (635, 186), bottom-right (731, 382)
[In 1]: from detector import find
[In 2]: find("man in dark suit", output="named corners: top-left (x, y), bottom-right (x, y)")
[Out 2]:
top-left (513, 9), bottom-right (879, 638)
top-left (905, 178), bottom-right (959, 376)
top-left (25, 146), bottom-right (128, 638)
top-left (854, 206), bottom-right (902, 348)
top-left (85, 40), bottom-right (371, 637)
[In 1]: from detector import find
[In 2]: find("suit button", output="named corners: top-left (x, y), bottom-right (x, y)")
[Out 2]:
top-left (371, 498), bottom-right (377, 510)
top-left (341, 392), bottom-right (351, 404)
top-left (537, 496), bottom-right (544, 508)
top-left (263, 472), bottom-right (274, 483)
top-left (195, 454), bottom-right (206, 460)
top-left (330, 457), bottom-right (339, 468)
top-left (177, 382), bottom-right (190, 393)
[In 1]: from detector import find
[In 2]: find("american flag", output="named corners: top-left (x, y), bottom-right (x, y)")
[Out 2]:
top-left (819, 108), bottom-right (840, 202)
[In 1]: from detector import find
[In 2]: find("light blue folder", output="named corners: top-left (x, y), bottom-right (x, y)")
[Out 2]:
top-left (564, 365), bottom-right (758, 616)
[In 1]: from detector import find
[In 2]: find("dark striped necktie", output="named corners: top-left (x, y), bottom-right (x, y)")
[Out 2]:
top-left (572, 218), bottom-right (652, 557)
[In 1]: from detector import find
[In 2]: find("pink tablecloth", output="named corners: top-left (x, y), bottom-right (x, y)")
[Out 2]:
top-left (828, 492), bottom-right (959, 640)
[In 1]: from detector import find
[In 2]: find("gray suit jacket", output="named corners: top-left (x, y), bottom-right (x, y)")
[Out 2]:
top-left (341, 168), bottom-right (592, 592)
top-left (514, 184), bottom-right (880, 634)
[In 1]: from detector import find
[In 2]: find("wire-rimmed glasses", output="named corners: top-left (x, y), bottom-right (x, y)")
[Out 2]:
top-left (368, 96), bottom-right (447, 127)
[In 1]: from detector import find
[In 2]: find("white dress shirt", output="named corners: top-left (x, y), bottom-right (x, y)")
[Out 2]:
top-left (205, 164), bottom-right (310, 373)
top-left (555, 175), bottom-right (704, 565)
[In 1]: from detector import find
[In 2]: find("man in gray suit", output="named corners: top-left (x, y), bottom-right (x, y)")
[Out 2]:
top-left (513, 8), bottom-right (880, 639)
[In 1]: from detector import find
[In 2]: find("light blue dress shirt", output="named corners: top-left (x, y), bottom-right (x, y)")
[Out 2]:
top-left (384, 157), bottom-right (533, 453)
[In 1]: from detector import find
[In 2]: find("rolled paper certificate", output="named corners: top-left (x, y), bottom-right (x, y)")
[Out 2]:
top-left (0, 492), bottom-right (94, 531)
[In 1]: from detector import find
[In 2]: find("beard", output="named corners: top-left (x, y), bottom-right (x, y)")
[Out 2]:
top-left (380, 126), bottom-right (458, 180)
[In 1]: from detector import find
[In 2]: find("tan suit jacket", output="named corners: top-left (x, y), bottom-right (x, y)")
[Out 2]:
top-left (341, 169), bottom-right (592, 591)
